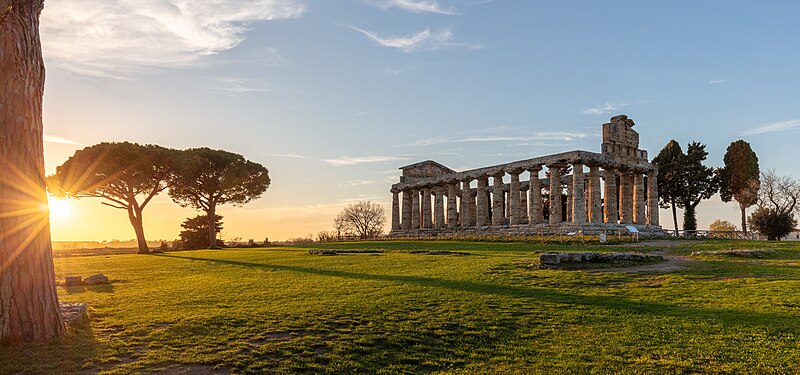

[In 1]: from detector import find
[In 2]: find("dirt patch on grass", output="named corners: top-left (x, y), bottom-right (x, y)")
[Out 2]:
top-left (690, 249), bottom-right (776, 258)
top-left (249, 331), bottom-right (307, 345)
top-left (613, 240), bottom-right (701, 248)
top-left (612, 252), bottom-right (690, 273)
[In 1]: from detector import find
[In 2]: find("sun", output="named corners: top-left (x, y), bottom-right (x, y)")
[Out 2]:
top-left (47, 196), bottom-right (73, 221)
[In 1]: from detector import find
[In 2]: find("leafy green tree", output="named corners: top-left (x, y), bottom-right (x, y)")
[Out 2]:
top-left (49, 142), bottom-right (174, 254)
top-left (652, 140), bottom-right (685, 231)
top-left (179, 214), bottom-right (224, 250)
top-left (679, 142), bottom-right (719, 231)
top-left (709, 219), bottom-right (737, 232)
top-left (749, 208), bottom-right (795, 240)
top-left (719, 140), bottom-right (760, 234)
top-left (168, 148), bottom-right (270, 249)
top-left (653, 140), bottom-right (719, 232)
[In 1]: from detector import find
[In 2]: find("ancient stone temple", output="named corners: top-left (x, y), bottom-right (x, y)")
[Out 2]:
top-left (388, 115), bottom-right (663, 237)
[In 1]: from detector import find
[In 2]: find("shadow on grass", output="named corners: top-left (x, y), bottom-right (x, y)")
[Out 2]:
top-left (156, 254), bottom-right (799, 329)
top-left (0, 319), bottom-right (100, 374)
top-left (63, 284), bottom-right (116, 294)
top-left (674, 259), bottom-right (800, 281)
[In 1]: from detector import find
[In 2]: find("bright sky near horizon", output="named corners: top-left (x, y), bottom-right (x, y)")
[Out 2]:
top-left (41, 0), bottom-right (800, 242)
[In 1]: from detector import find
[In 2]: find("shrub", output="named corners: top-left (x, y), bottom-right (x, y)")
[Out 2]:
top-left (749, 207), bottom-right (796, 240)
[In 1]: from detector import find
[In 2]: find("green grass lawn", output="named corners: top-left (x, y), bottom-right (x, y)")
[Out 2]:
top-left (2, 240), bottom-right (800, 374)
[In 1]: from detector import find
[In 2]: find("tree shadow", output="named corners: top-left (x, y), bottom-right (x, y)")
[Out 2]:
top-left (0, 317), bottom-right (101, 374)
top-left (156, 254), bottom-right (799, 329)
top-left (62, 283), bottom-right (116, 294)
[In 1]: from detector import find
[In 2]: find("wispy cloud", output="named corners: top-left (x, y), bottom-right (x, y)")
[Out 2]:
top-left (381, 0), bottom-right (457, 15)
top-left (348, 25), bottom-right (479, 52)
top-left (408, 137), bottom-right (449, 146)
top-left (208, 77), bottom-right (272, 96)
top-left (41, 0), bottom-right (306, 77)
top-left (406, 131), bottom-right (593, 147)
top-left (44, 135), bottom-right (84, 146)
top-left (582, 102), bottom-right (627, 115)
top-left (381, 62), bottom-right (451, 75)
top-left (324, 155), bottom-right (411, 166)
top-left (708, 79), bottom-right (732, 85)
top-left (340, 179), bottom-right (380, 187)
top-left (272, 153), bottom-right (306, 159)
top-left (742, 119), bottom-right (800, 136)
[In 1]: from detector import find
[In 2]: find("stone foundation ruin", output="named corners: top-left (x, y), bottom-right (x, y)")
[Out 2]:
top-left (388, 115), bottom-right (664, 237)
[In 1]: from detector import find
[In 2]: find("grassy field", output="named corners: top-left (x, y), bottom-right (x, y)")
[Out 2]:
top-left (2, 239), bottom-right (800, 374)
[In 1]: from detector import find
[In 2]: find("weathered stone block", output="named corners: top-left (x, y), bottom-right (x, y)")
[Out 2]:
top-left (64, 276), bottom-right (83, 286)
top-left (84, 274), bottom-right (109, 285)
top-left (61, 302), bottom-right (89, 327)
top-left (540, 253), bottom-right (561, 265)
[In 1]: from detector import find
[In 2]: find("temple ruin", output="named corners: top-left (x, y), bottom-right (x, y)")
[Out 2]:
top-left (388, 115), bottom-right (663, 237)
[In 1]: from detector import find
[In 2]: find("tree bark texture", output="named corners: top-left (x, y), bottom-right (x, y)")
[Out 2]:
top-left (0, 0), bottom-right (65, 341)
top-left (740, 204), bottom-right (748, 236)
top-left (207, 204), bottom-right (219, 249)
top-left (127, 206), bottom-right (148, 254)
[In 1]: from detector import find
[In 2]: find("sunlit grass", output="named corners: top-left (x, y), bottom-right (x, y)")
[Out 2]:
top-left (1, 240), bottom-right (799, 373)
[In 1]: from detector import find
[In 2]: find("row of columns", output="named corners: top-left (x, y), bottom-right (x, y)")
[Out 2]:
top-left (391, 163), bottom-right (659, 231)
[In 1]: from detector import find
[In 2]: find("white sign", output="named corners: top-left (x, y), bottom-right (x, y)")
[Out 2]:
top-left (626, 226), bottom-right (639, 233)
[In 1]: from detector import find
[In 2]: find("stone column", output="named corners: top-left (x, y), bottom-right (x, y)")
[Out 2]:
top-left (492, 173), bottom-right (505, 226)
top-left (571, 163), bottom-right (586, 224)
top-left (529, 166), bottom-right (543, 225)
top-left (460, 179), bottom-right (472, 228)
top-left (633, 172), bottom-right (646, 225)
top-left (447, 182), bottom-right (458, 229)
top-left (434, 187), bottom-right (445, 229)
top-left (401, 189), bottom-right (412, 230)
top-left (647, 169), bottom-right (660, 226)
top-left (509, 170), bottom-right (522, 225)
top-left (565, 179), bottom-right (573, 222)
top-left (520, 184), bottom-right (529, 224)
top-left (588, 165), bottom-right (602, 224)
top-left (548, 164), bottom-right (562, 224)
top-left (603, 168), bottom-right (618, 224)
top-left (469, 188), bottom-right (477, 227)
top-left (411, 189), bottom-right (421, 229)
top-left (620, 172), bottom-right (633, 224)
top-left (422, 187), bottom-right (433, 228)
top-left (391, 190), bottom-right (400, 230)
top-left (476, 177), bottom-right (489, 227)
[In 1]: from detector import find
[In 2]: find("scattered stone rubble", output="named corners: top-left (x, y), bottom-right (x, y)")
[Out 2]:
top-left (539, 251), bottom-right (664, 267)
top-left (62, 274), bottom-right (110, 286)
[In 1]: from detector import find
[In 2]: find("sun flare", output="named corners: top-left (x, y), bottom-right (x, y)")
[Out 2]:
top-left (47, 196), bottom-right (72, 221)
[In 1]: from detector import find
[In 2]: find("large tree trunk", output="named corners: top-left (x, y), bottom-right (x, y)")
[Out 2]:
top-left (0, 0), bottom-right (65, 342)
top-left (671, 200), bottom-right (678, 235)
top-left (740, 204), bottom-right (748, 236)
top-left (207, 204), bottom-right (220, 249)
top-left (127, 207), bottom-right (149, 254)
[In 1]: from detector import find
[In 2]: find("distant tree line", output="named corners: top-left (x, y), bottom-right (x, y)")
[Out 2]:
top-left (48, 142), bottom-right (270, 253)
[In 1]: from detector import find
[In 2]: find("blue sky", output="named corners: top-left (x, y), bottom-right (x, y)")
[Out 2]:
top-left (40, 0), bottom-right (800, 241)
